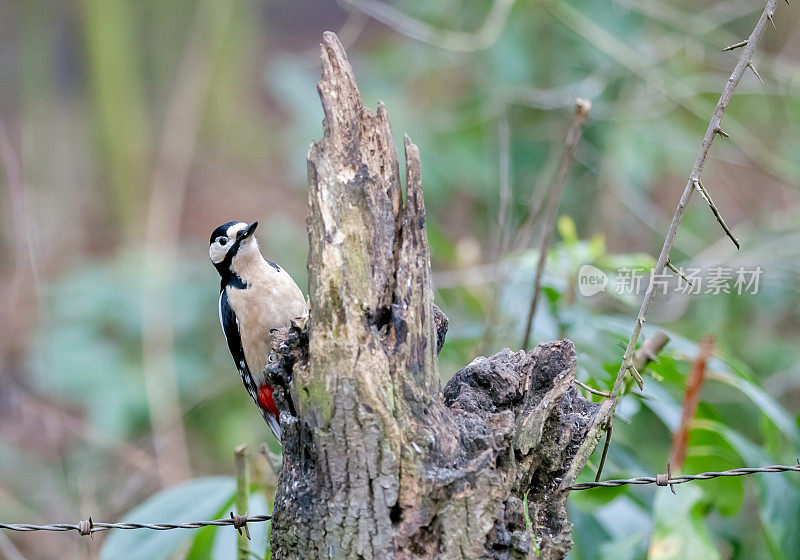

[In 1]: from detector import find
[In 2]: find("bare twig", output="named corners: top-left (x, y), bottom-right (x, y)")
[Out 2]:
top-left (545, 0), bottom-right (792, 192)
top-left (594, 424), bottom-right (612, 482)
top-left (608, 0), bottom-right (781, 402)
top-left (669, 336), bottom-right (714, 469)
top-left (336, 0), bottom-right (515, 52)
top-left (234, 446), bottom-right (251, 554)
top-left (520, 98), bottom-right (591, 349)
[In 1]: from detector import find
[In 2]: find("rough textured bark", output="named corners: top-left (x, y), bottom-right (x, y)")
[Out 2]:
top-left (265, 32), bottom-right (603, 560)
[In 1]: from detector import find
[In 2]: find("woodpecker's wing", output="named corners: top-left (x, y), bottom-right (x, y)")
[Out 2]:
top-left (219, 288), bottom-right (282, 442)
top-left (219, 289), bottom-right (259, 403)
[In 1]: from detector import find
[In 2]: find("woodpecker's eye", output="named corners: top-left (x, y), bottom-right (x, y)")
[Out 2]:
top-left (218, 236), bottom-right (228, 246)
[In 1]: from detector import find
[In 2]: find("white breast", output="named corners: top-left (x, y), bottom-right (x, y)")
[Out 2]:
top-left (226, 264), bottom-right (307, 377)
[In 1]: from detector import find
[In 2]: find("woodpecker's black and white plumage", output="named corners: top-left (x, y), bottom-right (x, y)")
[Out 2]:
top-left (210, 221), bottom-right (307, 440)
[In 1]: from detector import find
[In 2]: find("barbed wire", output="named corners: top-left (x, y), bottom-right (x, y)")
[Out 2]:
top-left (0, 513), bottom-right (270, 537)
top-left (569, 462), bottom-right (800, 491)
top-left (2, 463), bottom-right (799, 536)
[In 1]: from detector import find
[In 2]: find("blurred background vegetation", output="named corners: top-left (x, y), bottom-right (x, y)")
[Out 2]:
top-left (1, 0), bottom-right (799, 558)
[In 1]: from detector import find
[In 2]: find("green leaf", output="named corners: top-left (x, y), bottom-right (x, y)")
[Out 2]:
top-left (697, 421), bottom-right (800, 560)
top-left (682, 452), bottom-right (744, 517)
top-left (557, 215), bottom-right (578, 246)
top-left (707, 370), bottom-right (800, 444)
top-left (647, 484), bottom-right (720, 560)
top-left (100, 477), bottom-right (236, 560)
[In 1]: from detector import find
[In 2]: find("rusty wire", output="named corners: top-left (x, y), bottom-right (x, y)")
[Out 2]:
top-left (569, 462), bottom-right (800, 491)
top-left (0, 513), bottom-right (270, 536)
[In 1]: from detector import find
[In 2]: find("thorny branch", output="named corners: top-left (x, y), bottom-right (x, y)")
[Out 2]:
top-left (608, 0), bottom-right (782, 404)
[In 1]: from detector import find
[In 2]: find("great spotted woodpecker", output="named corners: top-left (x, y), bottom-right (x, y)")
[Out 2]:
top-left (209, 221), bottom-right (307, 441)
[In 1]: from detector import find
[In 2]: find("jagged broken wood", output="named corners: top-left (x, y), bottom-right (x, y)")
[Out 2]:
top-left (264, 32), bottom-right (601, 560)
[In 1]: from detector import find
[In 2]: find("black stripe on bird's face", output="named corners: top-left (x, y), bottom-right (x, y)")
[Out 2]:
top-left (210, 221), bottom-right (259, 284)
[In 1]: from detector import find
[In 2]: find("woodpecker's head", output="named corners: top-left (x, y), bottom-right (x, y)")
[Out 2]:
top-left (209, 221), bottom-right (259, 277)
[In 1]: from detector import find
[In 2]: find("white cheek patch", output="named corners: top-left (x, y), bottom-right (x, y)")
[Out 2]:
top-left (210, 222), bottom-right (247, 265)
top-left (210, 243), bottom-right (228, 264)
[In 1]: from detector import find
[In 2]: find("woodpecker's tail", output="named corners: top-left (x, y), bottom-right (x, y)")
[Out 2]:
top-left (264, 412), bottom-right (282, 442)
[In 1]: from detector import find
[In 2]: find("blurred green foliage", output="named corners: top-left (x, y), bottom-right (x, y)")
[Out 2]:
top-left (2, 0), bottom-right (800, 558)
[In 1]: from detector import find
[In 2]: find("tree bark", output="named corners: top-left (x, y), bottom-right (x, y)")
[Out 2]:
top-left (265, 32), bottom-right (604, 560)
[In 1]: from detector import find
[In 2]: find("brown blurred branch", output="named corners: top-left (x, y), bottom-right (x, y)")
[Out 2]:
top-left (634, 331), bottom-right (671, 372)
top-left (669, 336), bottom-right (714, 470)
top-left (520, 98), bottom-right (591, 349)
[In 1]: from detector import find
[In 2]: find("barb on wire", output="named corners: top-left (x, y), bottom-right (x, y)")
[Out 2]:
top-left (0, 513), bottom-right (271, 535)
top-left (5, 464), bottom-right (798, 534)
top-left (570, 462), bottom-right (800, 491)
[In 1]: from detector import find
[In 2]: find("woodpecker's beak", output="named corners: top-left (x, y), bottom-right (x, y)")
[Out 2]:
top-left (239, 221), bottom-right (258, 240)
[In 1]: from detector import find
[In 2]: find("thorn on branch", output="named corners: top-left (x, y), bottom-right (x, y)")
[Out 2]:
top-left (767, 13), bottom-right (776, 29)
top-left (575, 379), bottom-right (610, 398)
top-left (722, 40), bottom-right (747, 52)
top-left (692, 179), bottom-right (740, 250)
top-left (666, 259), bottom-right (693, 286)
top-left (747, 61), bottom-right (765, 84)
top-left (624, 357), bottom-right (644, 390)
top-left (714, 127), bottom-right (730, 139)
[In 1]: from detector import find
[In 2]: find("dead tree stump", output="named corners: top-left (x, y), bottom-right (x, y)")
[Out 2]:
top-left (266, 32), bottom-right (603, 560)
